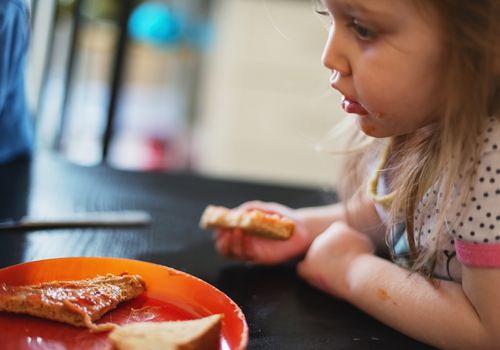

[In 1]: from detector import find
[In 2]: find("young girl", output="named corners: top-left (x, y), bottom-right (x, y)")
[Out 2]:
top-left (212, 0), bottom-right (500, 348)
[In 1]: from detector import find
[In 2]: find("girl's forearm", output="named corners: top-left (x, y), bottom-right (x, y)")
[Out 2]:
top-left (296, 197), bottom-right (386, 249)
top-left (344, 255), bottom-right (491, 350)
top-left (296, 203), bottom-right (346, 238)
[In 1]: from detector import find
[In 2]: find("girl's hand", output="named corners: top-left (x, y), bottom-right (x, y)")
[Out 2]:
top-left (297, 221), bottom-right (374, 300)
top-left (214, 201), bottom-right (314, 265)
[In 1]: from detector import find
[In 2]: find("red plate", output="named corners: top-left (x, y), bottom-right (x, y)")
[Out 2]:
top-left (0, 257), bottom-right (248, 350)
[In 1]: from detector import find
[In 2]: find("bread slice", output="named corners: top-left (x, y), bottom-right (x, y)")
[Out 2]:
top-left (0, 274), bottom-right (145, 332)
top-left (199, 205), bottom-right (294, 240)
top-left (108, 314), bottom-right (223, 350)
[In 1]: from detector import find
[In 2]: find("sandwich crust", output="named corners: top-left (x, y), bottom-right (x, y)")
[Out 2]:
top-left (108, 314), bottom-right (223, 350)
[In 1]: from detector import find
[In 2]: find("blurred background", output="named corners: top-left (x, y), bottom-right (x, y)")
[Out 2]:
top-left (27, 0), bottom-right (346, 188)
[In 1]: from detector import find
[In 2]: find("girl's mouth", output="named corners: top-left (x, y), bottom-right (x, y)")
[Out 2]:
top-left (341, 96), bottom-right (368, 115)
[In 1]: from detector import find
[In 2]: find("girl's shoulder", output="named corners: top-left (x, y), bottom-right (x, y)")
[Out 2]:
top-left (446, 117), bottom-right (500, 267)
top-left (478, 117), bottom-right (500, 157)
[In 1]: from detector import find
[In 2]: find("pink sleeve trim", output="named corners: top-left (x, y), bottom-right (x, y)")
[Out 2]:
top-left (455, 240), bottom-right (500, 267)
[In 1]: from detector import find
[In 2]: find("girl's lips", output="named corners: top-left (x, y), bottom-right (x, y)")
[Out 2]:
top-left (341, 96), bottom-right (368, 115)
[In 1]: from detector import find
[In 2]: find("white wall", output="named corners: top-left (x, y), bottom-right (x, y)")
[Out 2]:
top-left (193, 0), bottom-right (347, 188)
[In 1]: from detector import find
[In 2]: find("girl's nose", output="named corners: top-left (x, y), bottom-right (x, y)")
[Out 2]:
top-left (321, 25), bottom-right (351, 77)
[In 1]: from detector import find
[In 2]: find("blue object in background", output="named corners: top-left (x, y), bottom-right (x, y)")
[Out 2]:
top-left (185, 19), bottom-right (213, 51)
top-left (128, 2), bottom-right (185, 47)
top-left (0, 0), bottom-right (34, 163)
top-left (128, 1), bottom-right (213, 50)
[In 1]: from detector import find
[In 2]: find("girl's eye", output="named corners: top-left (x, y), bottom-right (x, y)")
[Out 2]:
top-left (315, 9), bottom-right (329, 16)
top-left (349, 18), bottom-right (376, 41)
top-left (313, 0), bottom-right (329, 16)
top-left (314, 9), bottom-right (332, 20)
top-left (314, 9), bottom-right (333, 26)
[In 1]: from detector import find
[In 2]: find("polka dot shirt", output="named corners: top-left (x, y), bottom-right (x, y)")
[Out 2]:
top-left (415, 118), bottom-right (500, 280)
top-left (374, 117), bottom-right (500, 282)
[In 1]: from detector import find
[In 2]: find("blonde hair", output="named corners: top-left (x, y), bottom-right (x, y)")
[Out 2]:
top-left (340, 0), bottom-right (500, 276)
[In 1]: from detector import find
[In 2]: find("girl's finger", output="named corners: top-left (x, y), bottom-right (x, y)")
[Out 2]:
top-left (241, 234), bottom-right (256, 262)
top-left (229, 228), bottom-right (245, 259)
top-left (215, 229), bottom-right (232, 256)
top-left (296, 260), bottom-right (307, 279)
top-left (215, 228), bottom-right (257, 262)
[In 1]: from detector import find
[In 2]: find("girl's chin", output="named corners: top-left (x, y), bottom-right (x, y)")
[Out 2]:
top-left (357, 118), bottom-right (377, 136)
top-left (357, 119), bottom-right (390, 138)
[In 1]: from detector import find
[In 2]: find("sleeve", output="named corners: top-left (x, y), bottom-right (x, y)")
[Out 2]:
top-left (450, 121), bottom-right (500, 267)
top-left (0, 0), bottom-right (33, 163)
top-left (0, 0), bottom-right (30, 102)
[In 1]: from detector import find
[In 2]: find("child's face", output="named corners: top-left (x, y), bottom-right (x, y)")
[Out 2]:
top-left (321, 0), bottom-right (444, 137)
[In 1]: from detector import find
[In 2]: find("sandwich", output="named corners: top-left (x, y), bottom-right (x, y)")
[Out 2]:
top-left (108, 314), bottom-right (223, 350)
top-left (0, 273), bottom-right (145, 332)
top-left (199, 205), bottom-right (294, 240)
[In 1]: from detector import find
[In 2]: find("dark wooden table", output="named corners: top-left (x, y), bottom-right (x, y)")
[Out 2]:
top-left (0, 152), bottom-right (436, 349)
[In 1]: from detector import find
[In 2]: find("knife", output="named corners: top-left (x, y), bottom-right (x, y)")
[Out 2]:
top-left (0, 210), bottom-right (152, 230)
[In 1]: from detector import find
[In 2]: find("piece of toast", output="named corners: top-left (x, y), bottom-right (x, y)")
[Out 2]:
top-left (0, 274), bottom-right (145, 332)
top-left (199, 205), bottom-right (294, 240)
top-left (108, 314), bottom-right (223, 350)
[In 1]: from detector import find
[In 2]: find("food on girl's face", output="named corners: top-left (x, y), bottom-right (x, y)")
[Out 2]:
top-left (200, 205), bottom-right (295, 240)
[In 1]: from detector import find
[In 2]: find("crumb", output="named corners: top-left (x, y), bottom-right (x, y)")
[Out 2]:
top-left (376, 288), bottom-right (397, 306)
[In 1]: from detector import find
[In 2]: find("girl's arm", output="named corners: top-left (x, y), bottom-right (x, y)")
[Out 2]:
top-left (298, 222), bottom-right (500, 350)
top-left (296, 194), bottom-right (386, 249)
top-left (345, 256), bottom-right (500, 349)
top-left (213, 192), bottom-right (385, 264)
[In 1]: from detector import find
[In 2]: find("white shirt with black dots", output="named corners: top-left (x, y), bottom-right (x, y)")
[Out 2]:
top-left (416, 117), bottom-right (500, 281)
